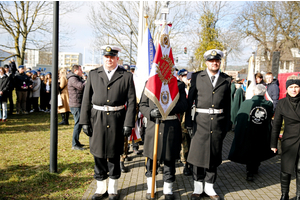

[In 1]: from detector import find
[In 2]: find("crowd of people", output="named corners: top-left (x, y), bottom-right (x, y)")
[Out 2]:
top-left (1, 47), bottom-right (300, 200)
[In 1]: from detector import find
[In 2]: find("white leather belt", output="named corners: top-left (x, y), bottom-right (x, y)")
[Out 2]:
top-left (93, 105), bottom-right (125, 111)
top-left (196, 108), bottom-right (223, 114)
top-left (159, 115), bottom-right (178, 120)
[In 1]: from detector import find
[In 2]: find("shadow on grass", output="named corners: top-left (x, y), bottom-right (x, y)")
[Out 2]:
top-left (0, 111), bottom-right (75, 134)
top-left (0, 161), bottom-right (94, 199)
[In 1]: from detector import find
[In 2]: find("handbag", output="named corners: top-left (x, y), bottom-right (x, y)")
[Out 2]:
top-left (58, 92), bottom-right (63, 107)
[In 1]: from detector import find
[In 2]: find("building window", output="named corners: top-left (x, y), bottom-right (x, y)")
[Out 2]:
top-left (279, 61), bottom-right (284, 69)
top-left (72, 55), bottom-right (77, 58)
top-left (286, 61), bottom-right (290, 70)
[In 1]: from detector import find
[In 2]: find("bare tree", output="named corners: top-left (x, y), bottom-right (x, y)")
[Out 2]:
top-left (189, 1), bottom-right (243, 69)
top-left (0, 1), bottom-right (80, 65)
top-left (233, 1), bottom-right (300, 72)
top-left (88, 1), bottom-right (193, 65)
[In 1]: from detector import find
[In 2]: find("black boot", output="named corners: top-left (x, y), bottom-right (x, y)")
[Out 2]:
top-left (120, 161), bottom-right (128, 173)
top-left (183, 163), bottom-right (192, 176)
top-left (58, 113), bottom-right (69, 125)
top-left (65, 112), bottom-right (70, 125)
top-left (189, 164), bottom-right (193, 175)
top-left (280, 171), bottom-right (290, 200)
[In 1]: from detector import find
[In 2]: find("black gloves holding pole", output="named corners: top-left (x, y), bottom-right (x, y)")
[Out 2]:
top-left (123, 127), bottom-right (132, 137)
top-left (150, 108), bottom-right (162, 119)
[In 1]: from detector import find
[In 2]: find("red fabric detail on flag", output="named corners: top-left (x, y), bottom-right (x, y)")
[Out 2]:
top-left (147, 75), bottom-right (163, 100)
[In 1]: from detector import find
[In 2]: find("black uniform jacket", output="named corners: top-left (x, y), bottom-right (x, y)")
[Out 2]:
top-left (139, 81), bottom-right (188, 162)
top-left (79, 66), bottom-right (136, 158)
top-left (271, 97), bottom-right (300, 174)
top-left (228, 95), bottom-right (275, 164)
top-left (185, 70), bottom-right (231, 169)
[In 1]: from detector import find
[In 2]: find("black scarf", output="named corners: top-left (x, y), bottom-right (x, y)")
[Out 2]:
top-left (287, 93), bottom-right (300, 110)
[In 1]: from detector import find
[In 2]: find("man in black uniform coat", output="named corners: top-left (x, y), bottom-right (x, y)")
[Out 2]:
top-left (79, 45), bottom-right (136, 200)
top-left (139, 80), bottom-right (188, 200)
top-left (185, 49), bottom-right (231, 200)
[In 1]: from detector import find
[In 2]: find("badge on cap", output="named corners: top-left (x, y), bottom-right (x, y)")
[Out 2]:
top-left (106, 47), bottom-right (111, 52)
top-left (211, 50), bottom-right (217, 56)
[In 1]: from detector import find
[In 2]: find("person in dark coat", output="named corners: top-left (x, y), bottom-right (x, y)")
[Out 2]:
top-left (43, 72), bottom-right (51, 112)
top-left (9, 58), bottom-right (17, 75)
top-left (228, 84), bottom-right (274, 181)
top-left (14, 65), bottom-right (30, 114)
top-left (255, 72), bottom-right (266, 86)
top-left (39, 74), bottom-right (46, 111)
top-left (4, 65), bottom-right (14, 114)
top-left (265, 72), bottom-right (279, 111)
top-left (271, 75), bottom-right (300, 200)
top-left (185, 49), bottom-right (231, 200)
top-left (0, 67), bottom-right (10, 121)
top-left (79, 45), bottom-right (136, 200)
top-left (67, 66), bottom-right (85, 150)
top-left (139, 80), bottom-right (188, 200)
top-left (25, 70), bottom-right (33, 113)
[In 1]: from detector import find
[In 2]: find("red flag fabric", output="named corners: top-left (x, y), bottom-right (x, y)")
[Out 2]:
top-left (144, 24), bottom-right (179, 120)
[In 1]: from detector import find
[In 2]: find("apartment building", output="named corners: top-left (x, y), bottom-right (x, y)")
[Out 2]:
top-left (59, 52), bottom-right (82, 68)
top-left (25, 50), bottom-right (82, 69)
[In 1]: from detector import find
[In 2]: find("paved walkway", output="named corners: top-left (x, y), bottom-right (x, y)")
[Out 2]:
top-left (82, 131), bottom-right (297, 200)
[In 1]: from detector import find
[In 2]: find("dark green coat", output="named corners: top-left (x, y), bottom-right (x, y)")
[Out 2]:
top-left (139, 81), bottom-right (188, 162)
top-left (228, 95), bottom-right (275, 164)
top-left (230, 88), bottom-right (245, 124)
top-left (230, 82), bottom-right (236, 107)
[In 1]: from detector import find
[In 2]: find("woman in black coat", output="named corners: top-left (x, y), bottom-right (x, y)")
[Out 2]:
top-left (271, 75), bottom-right (300, 200)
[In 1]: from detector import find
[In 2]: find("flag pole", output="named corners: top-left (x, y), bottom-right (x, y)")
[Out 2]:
top-left (151, 2), bottom-right (169, 198)
top-left (151, 118), bottom-right (160, 198)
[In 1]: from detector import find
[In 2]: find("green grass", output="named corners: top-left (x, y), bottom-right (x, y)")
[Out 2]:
top-left (0, 108), bottom-right (93, 199)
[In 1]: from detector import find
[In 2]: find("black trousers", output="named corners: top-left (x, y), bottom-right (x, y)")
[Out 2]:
top-left (145, 158), bottom-right (176, 183)
top-left (26, 91), bottom-right (31, 112)
top-left (93, 156), bottom-right (121, 181)
top-left (193, 166), bottom-right (217, 184)
top-left (246, 162), bottom-right (260, 173)
top-left (44, 92), bottom-right (51, 110)
top-left (7, 90), bottom-right (13, 114)
top-left (31, 97), bottom-right (39, 111)
top-left (281, 147), bottom-right (300, 194)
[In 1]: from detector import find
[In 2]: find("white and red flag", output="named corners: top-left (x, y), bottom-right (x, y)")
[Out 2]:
top-left (246, 53), bottom-right (257, 99)
top-left (144, 23), bottom-right (179, 120)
